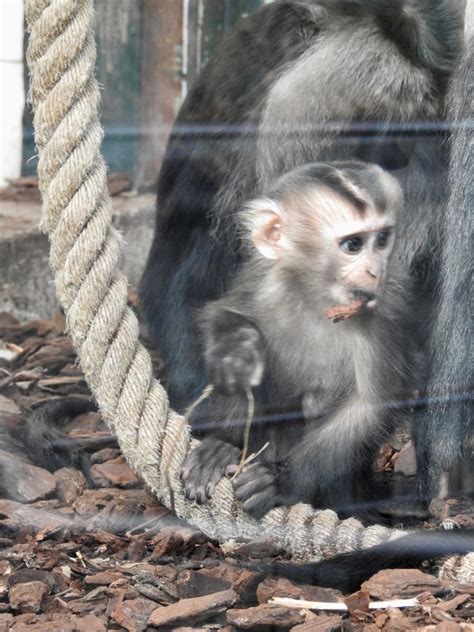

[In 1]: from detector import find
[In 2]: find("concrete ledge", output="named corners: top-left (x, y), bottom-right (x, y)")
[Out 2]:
top-left (0, 193), bottom-right (156, 319)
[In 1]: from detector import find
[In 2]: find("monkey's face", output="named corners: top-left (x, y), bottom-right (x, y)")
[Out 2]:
top-left (242, 163), bottom-right (402, 313)
top-left (328, 223), bottom-right (395, 309)
top-left (314, 186), bottom-right (398, 310)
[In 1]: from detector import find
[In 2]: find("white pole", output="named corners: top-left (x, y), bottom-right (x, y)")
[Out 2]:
top-left (466, 0), bottom-right (473, 36)
top-left (182, 0), bottom-right (190, 101)
top-left (0, 0), bottom-right (25, 187)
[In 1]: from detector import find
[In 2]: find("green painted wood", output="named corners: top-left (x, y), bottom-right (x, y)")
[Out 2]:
top-left (224, 0), bottom-right (263, 32)
top-left (22, 1), bottom-right (265, 177)
top-left (23, 0), bottom-right (142, 176)
top-left (94, 0), bottom-right (142, 174)
top-left (201, 0), bottom-right (263, 66)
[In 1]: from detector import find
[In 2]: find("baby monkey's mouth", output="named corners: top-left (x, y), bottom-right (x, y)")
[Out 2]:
top-left (324, 294), bottom-right (375, 322)
top-left (352, 290), bottom-right (377, 309)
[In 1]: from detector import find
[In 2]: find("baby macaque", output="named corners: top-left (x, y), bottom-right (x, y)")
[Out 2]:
top-left (181, 161), bottom-right (418, 519)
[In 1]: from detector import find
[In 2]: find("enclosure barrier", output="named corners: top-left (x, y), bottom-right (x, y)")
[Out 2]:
top-left (24, 0), bottom-right (474, 582)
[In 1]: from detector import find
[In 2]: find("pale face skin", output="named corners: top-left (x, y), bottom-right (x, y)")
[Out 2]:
top-left (327, 213), bottom-right (396, 309)
top-left (247, 176), bottom-right (400, 312)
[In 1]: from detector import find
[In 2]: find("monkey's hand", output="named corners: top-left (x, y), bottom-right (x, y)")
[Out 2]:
top-left (181, 437), bottom-right (240, 504)
top-left (205, 324), bottom-right (265, 395)
top-left (233, 461), bottom-right (280, 519)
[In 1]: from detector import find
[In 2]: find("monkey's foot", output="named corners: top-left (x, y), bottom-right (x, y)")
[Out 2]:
top-left (181, 438), bottom-right (240, 504)
top-left (233, 461), bottom-right (279, 519)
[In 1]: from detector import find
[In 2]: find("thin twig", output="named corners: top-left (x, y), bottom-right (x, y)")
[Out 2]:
top-left (233, 386), bottom-right (255, 477)
top-left (184, 384), bottom-right (214, 421)
top-left (243, 441), bottom-right (270, 466)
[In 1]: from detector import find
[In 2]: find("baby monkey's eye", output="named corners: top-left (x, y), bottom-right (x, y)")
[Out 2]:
top-left (375, 230), bottom-right (391, 249)
top-left (341, 235), bottom-right (364, 253)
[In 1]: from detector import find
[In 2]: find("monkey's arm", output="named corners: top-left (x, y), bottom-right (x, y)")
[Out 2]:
top-left (181, 303), bottom-right (267, 503)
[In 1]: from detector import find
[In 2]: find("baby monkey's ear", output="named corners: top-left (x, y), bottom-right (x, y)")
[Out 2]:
top-left (241, 197), bottom-right (287, 260)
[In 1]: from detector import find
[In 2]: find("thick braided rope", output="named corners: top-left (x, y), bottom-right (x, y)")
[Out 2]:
top-left (24, 0), bottom-right (472, 580)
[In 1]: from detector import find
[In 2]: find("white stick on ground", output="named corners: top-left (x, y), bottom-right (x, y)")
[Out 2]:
top-left (270, 596), bottom-right (420, 611)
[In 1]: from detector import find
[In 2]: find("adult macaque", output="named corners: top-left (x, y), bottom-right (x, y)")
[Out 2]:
top-left (139, 0), bottom-right (466, 512)
top-left (181, 161), bottom-right (418, 519)
top-left (416, 29), bottom-right (474, 504)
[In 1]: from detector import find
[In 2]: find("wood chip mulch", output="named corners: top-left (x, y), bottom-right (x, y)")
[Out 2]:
top-left (0, 309), bottom-right (472, 631)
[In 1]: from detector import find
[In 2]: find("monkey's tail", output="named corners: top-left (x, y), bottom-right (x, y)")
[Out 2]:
top-left (258, 528), bottom-right (474, 592)
top-left (24, 398), bottom-right (99, 484)
top-left (337, 0), bottom-right (463, 74)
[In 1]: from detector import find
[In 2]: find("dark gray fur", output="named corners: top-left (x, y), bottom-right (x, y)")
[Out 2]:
top-left (416, 35), bottom-right (473, 502)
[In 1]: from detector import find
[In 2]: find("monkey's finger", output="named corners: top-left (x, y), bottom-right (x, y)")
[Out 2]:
top-left (206, 446), bottom-right (240, 496)
top-left (181, 454), bottom-right (206, 487)
top-left (208, 358), bottom-right (235, 394)
top-left (180, 463), bottom-right (192, 481)
top-left (195, 485), bottom-right (208, 504)
top-left (234, 478), bottom-right (270, 500)
top-left (225, 464), bottom-right (239, 477)
top-left (221, 357), bottom-right (238, 394)
top-left (233, 467), bottom-right (275, 500)
top-left (182, 442), bottom-right (240, 502)
top-left (204, 470), bottom-right (224, 499)
top-left (184, 484), bottom-right (196, 501)
top-left (181, 450), bottom-right (201, 481)
top-left (247, 350), bottom-right (264, 386)
top-left (242, 491), bottom-right (277, 519)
